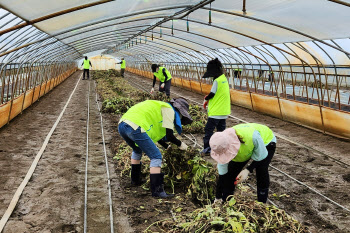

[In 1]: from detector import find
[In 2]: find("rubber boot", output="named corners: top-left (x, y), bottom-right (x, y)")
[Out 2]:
top-left (150, 173), bottom-right (174, 198)
top-left (257, 188), bottom-right (269, 203)
top-left (131, 164), bottom-right (143, 186)
top-left (200, 147), bottom-right (211, 156)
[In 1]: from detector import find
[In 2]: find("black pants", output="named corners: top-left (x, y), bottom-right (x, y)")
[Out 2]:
top-left (159, 79), bottom-right (171, 96)
top-left (203, 117), bottom-right (226, 149)
top-left (217, 142), bottom-right (276, 201)
top-left (234, 70), bottom-right (241, 78)
top-left (83, 69), bottom-right (89, 79)
top-left (121, 68), bottom-right (125, 78)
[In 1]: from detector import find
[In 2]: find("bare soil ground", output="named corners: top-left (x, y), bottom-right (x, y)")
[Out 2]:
top-left (1, 70), bottom-right (349, 233)
top-left (125, 72), bottom-right (350, 233)
top-left (0, 72), bottom-right (132, 233)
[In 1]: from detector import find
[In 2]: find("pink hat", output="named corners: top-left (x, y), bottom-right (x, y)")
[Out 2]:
top-left (209, 128), bottom-right (241, 164)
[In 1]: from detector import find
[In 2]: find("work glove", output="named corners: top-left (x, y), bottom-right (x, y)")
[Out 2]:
top-left (234, 169), bottom-right (249, 185)
top-left (179, 142), bottom-right (188, 151)
top-left (150, 87), bottom-right (154, 94)
top-left (203, 95), bottom-right (208, 110)
top-left (212, 198), bottom-right (223, 207)
top-left (160, 83), bottom-right (165, 88)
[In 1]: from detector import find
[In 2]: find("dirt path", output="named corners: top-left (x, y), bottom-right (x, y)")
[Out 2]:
top-left (126, 72), bottom-right (350, 233)
top-left (0, 72), bottom-right (132, 232)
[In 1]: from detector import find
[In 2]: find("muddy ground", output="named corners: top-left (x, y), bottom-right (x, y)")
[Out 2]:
top-left (124, 72), bottom-right (350, 233)
top-left (0, 70), bottom-right (349, 232)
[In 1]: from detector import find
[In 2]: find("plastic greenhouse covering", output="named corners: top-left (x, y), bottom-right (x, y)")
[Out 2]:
top-left (0, 0), bottom-right (350, 109)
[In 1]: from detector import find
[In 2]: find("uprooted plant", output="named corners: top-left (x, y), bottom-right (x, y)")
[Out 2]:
top-left (145, 192), bottom-right (307, 233)
top-left (162, 147), bottom-right (217, 205)
top-left (102, 97), bottom-right (135, 114)
top-left (92, 69), bottom-right (120, 80)
top-left (182, 105), bottom-right (207, 134)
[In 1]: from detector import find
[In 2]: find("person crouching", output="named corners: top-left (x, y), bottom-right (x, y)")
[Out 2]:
top-left (118, 98), bottom-right (192, 198)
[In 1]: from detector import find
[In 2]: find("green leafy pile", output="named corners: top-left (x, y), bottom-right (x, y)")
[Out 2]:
top-left (182, 105), bottom-right (207, 134)
top-left (102, 97), bottom-right (135, 114)
top-left (92, 69), bottom-right (120, 80)
top-left (146, 192), bottom-right (307, 233)
top-left (113, 142), bottom-right (150, 178)
top-left (162, 147), bottom-right (217, 205)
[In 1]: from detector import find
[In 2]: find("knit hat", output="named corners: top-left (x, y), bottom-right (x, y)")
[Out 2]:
top-left (209, 128), bottom-right (241, 164)
top-left (202, 58), bottom-right (223, 79)
top-left (170, 98), bottom-right (193, 125)
top-left (151, 64), bottom-right (159, 72)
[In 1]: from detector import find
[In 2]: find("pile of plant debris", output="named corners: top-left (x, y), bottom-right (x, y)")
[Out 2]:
top-left (91, 69), bottom-right (120, 80)
top-left (95, 74), bottom-right (306, 233)
top-left (182, 105), bottom-right (207, 134)
top-left (145, 191), bottom-right (306, 232)
top-left (102, 97), bottom-right (135, 114)
top-left (113, 141), bottom-right (216, 205)
top-left (113, 141), bottom-right (306, 233)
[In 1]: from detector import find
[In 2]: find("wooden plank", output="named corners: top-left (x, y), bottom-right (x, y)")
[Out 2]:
top-left (251, 93), bottom-right (282, 119)
top-left (201, 83), bottom-right (212, 95)
top-left (0, 102), bottom-right (10, 128)
top-left (39, 82), bottom-right (47, 97)
top-left (182, 79), bottom-right (191, 91)
top-left (23, 89), bottom-right (34, 110)
top-left (230, 89), bottom-right (253, 110)
top-left (190, 81), bottom-right (201, 94)
top-left (32, 85), bottom-right (41, 103)
top-left (279, 99), bottom-right (323, 130)
top-left (322, 107), bottom-right (350, 138)
top-left (9, 95), bottom-right (24, 121)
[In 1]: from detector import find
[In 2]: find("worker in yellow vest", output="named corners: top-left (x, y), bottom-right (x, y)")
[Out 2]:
top-left (81, 56), bottom-right (92, 80)
top-left (118, 98), bottom-right (192, 198)
top-left (201, 58), bottom-right (231, 156)
top-left (233, 68), bottom-right (242, 78)
top-left (209, 123), bottom-right (277, 203)
top-left (150, 64), bottom-right (172, 97)
top-left (117, 58), bottom-right (126, 78)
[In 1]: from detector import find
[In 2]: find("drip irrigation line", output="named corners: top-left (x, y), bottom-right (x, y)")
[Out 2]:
top-left (128, 75), bottom-right (350, 168)
top-left (0, 73), bottom-right (82, 232)
top-left (126, 76), bottom-right (350, 214)
top-left (94, 80), bottom-right (115, 233)
top-left (83, 81), bottom-right (90, 233)
top-left (246, 183), bottom-right (278, 208)
top-left (190, 133), bottom-right (197, 148)
top-left (269, 165), bottom-right (350, 213)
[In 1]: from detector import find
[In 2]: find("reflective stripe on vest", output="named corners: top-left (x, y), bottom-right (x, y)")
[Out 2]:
top-left (232, 123), bottom-right (274, 162)
top-left (83, 59), bottom-right (90, 69)
top-left (120, 100), bottom-right (173, 142)
top-left (121, 60), bottom-right (126, 69)
top-left (154, 67), bottom-right (172, 82)
top-left (208, 74), bottom-right (231, 116)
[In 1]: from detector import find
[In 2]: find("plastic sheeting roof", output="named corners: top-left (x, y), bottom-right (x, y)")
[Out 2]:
top-left (0, 0), bottom-right (350, 64)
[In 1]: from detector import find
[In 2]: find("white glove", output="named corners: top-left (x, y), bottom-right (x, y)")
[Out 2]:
top-left (179, 142), bottom-right (188, 151)
top-left (235, 169), bottom-right (249, 185)
top-left (213, 198), bottom-right (223, 205)
top-left (160, 83), bottom-right (165, 88)
top-left (150, 87), bottom-right (154, 94)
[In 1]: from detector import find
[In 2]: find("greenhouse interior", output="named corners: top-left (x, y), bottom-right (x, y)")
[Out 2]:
top-left (0, 0), bottom-right (349, 232)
